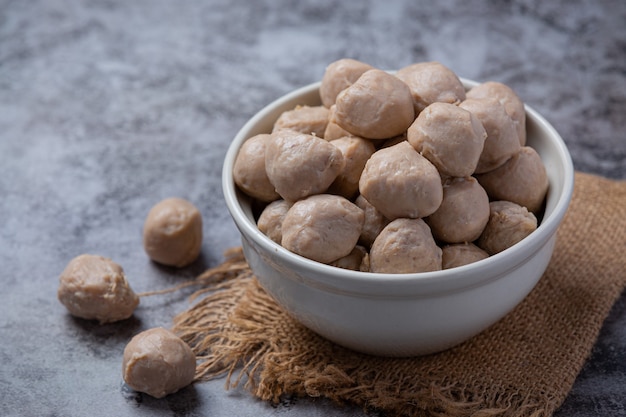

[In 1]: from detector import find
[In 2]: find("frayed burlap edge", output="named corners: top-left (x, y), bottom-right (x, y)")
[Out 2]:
top-left (172, 248), bottom-right (561, 417)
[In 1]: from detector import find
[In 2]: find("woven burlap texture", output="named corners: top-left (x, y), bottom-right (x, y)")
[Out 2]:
top-left (173, 172), bottom-right (626, 417)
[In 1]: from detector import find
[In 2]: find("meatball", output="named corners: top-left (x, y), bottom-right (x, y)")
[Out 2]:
top-left (122, 327), bottom-right (196, 399)
top-left (407, 102), bottom-right (487, 178)
top-left (466, 81), bottom-right (527, 146)
top-left (281, 194), bottom-right (364, 264)
top-left (395, 61), bottom-right (466, 115)
top-left (477, 201), bottom-right (538, 255)
top-left (323, 105), bottom-right (353, 140)
top-left (330, 245), bottom-right (370, 272)
top-left (327, 136), bottom-right (376, 199)
top-left (442, 243), bottom-right (489, 269)
top-left (233, 134), bottom-right (280, 202)
top-left (359, 141), bottom-right (442, 220)
top-left (257, 199), bottom-right (291, 244)
top-left (476, 146), bottom-right (549, 213)
top-left (459, 98), bottom-right (520, 174)
top-left (143, 198), bottom-right (203, 268)
top-left (354, 194), bottom-right (390, 248)
top-left (57, 254), bottom-right (139, 324)
top-left (370, 218), bottom-right (442, 274)
top-left (427, 177), bottom-right (490, 244)
top-left (272, 105), bottom-right (329, 138)
top-left (319, 58), bottom-right (374, 108)
top-left (265, 130), bottom-right (345, 202)
top-left (334, 69), bottom-right (415, 139)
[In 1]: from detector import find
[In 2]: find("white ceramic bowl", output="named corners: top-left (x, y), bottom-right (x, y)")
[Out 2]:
top-left (222, 78), bottom-right (574, 357)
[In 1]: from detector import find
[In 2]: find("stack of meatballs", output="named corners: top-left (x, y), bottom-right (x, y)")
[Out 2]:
top-left (233, 59), bottom-right (548, 274)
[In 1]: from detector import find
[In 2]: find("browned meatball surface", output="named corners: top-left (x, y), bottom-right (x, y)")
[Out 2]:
top-left (396, 61), bottom-right (466, 115)
top-left (334, 69), bottom-right (415, 139)
top-left (328, 136), bottom-right (376, 199)
top-left (143, 198), bottom-right (203, 268)
top-left (233, 133), bottom-right (280, 202)
top-left (122, 327), bottom-right (196, 399)
top-left (272, 105), bottom-right (329, 138)
top-left (57, 254), bottom-right (139, 324)
top-left (281, 194), bottom-right (364, 264)
top-left (477, 201), bottom-right (538, 255)
top-left (323, 105), bottom-right (353, 140)
top-left (257, 199), bottom-right (291, 244)
top-left (355, 194), bottom-right (391, 248)
top-left (442, 243), bottom-right (489, 269)
top-left (459, 98), bottom-right (520, 174)
top-left (359, 141), bottom-right (443, 220)
top-left (319, 58), bottom-right (375, 108)
top-left (370, 218), bottom-right (442, 274)
top-left (330, 245), bottom-right (370, 272)
top-left (265, 130), bottom-right (345, 202)
top-left (427, 177), bottom-right (490, 244)
top-left (476, 146), bottom-right (549, 213)
top-left (407, 102), bottom-right (487, 178)
top-left (466, 81), bottom-right (527, 146)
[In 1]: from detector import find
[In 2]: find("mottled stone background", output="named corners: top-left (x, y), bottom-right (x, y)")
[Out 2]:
top-left (0, 0), bottom-right (624, 416)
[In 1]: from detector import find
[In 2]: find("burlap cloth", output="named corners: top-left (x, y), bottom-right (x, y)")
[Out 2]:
top-left (172, 172), bottom-right (626, 417)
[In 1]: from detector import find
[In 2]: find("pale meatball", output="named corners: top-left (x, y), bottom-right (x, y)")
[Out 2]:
top-left (257, 199), bottom-right (291, 244)
top-left (477, 201), bottom-right (538, 255)
top-left (459, 98), bottom-right (521, 174)
top-left (265, 130), bottom-right (345, 202)
top-left (407, 102), bottom-right (487, 178)
top-left (233, 134), bottom-right (280, 202)
top-left (319, 58), bottom-right (375, 108)
top-left (327, 136), bottom-right (376, 199)
top-left (395, 61), bottom-right (466, 114)
top-left (370, 218), bottom-right (442, 274)
top-left (359, 141), bottom-right (443, 220)
top-left (334, 69), bottom-right (415, 139)
top-left (272, 105), bottom-right (330, 138)
top-left (323, 105), bottom-right (354, 140)
top-left (476, 146), bottom-right (549, 213)
top-left (330, 245), bottom-right (370, 272)
top-left (122, 328), bottom-right (196, 399)
top-left (143, 198), bottom-right (203, 268)
top-left (466, 81), bottom-right (527, 146)
top-left (57, 254), bottom-right (139, 324)
top-left (442, 243), bottom-right (489, 269)
top-left (427, 177), bottom-right (490, 244)
top-left (281, 194), bottom-right (364, 264)
top-left (355, 194), bottom-right (390, 248)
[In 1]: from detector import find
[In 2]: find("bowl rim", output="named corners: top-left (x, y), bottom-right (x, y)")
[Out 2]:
top-left (222, 78), bottom-right (575, 296)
